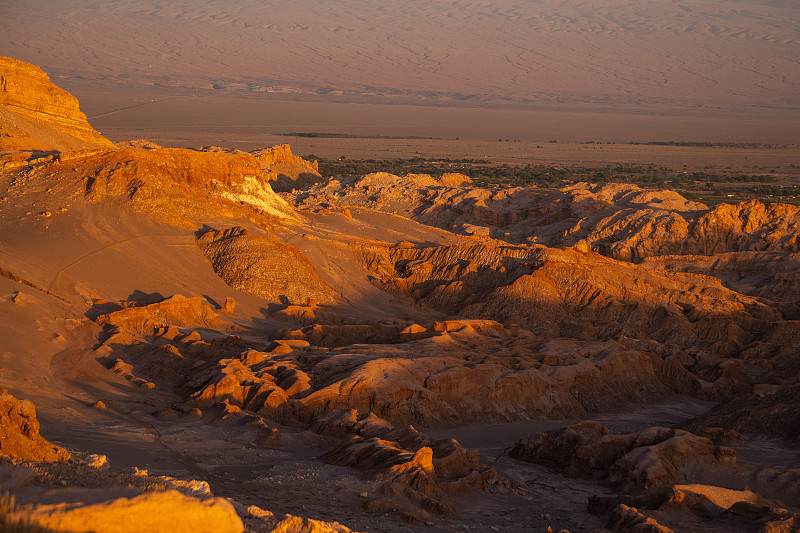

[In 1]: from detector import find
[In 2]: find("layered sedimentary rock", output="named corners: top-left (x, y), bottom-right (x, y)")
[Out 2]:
top-left (0, 56), bottom-right (113, 151)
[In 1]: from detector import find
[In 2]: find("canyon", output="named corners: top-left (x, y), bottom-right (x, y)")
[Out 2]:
top-left (0, 55), bottom-right (799, 533)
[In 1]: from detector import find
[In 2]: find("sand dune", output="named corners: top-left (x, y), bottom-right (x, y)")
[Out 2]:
top-left (1, 0), bottom-right (798, 110)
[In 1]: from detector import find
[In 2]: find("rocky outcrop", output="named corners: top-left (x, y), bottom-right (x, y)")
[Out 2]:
top-left (608, 430), bottom-right (736, 494)
top-left (511, 422), bottom-right (736, 495)
top-left (316, 411), bottom-right (519, 521)
top-left (193, 144), bottom-right (321, 192)
top-left (0, 390), bottom-right (70, 462)
top-left (0, 56), bottom-right (113, 151)
top-left (96, 294), bottom-right (223, 333)
top-left (1, 146), bottom-right (297, 226)
top-left (605, 485), bottom-right (800, 533)
top-left (684, 383), bottom-right (800, 442)
top-left (197, 226), bottom-right (337, 305)
top-left (358, 241), bottom-right (781, 360)
top-left (292, 177), bottom-right (800, 262)
top-left (663, 484), bottom-right (773, 518)
top-left (253, 144), bottom-right (322, 192)
top-left (242, 508), bottom-right (357, 533)
top-left (253, 144), bottom-right (318, 172)
top-left (606, 504), bottom-right (673, 533)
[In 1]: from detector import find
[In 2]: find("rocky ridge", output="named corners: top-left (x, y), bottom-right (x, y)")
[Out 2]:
top-left (1, 145), bottom-right (297, 228)
top-left (292, 176), bottom-right (800, 262)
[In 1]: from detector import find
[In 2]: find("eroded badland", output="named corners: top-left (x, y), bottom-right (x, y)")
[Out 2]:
top-left (1, 56), bottom-right (799, 533)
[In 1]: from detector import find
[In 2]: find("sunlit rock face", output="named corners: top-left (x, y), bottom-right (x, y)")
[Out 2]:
top-left (252, 144), bottom-right (322, 192)
top-left (296, 177), bottom-right (800, 261)
top-left (0, 55), bottom-right (113, 151)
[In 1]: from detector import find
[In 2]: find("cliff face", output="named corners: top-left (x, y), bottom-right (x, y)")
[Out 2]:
top-left (0, 56), bottom-right (113, 151)
top-left (252, 144), bottom-right (322, 192)
top-left (253, 144), bottom-right (318, 171)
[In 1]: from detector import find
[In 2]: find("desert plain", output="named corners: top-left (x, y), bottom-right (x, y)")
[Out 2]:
top-left (1, 1), bottom-right (800, 532)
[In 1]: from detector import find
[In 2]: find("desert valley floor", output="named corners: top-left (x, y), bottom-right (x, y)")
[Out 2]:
top-left (1, 55), bottom-right (799, 533)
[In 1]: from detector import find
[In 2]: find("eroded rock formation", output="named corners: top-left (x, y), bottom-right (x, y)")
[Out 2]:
top-left (253, 144), bottom-right (322, 192)
top-left (0, 56), bottom-right (113, 151)
top-left (0, 390), bottom-right (70, 462)
top-left (12, 490), bottom-right (244, 533)
top-left (293, 176), bottom-right (800, 262)
top-left (511, 422), bottom-right (736, 495)
top-left (358, 241), bottom-right (785, 361)
top-left (197, 226), bottom-right (337, 305)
